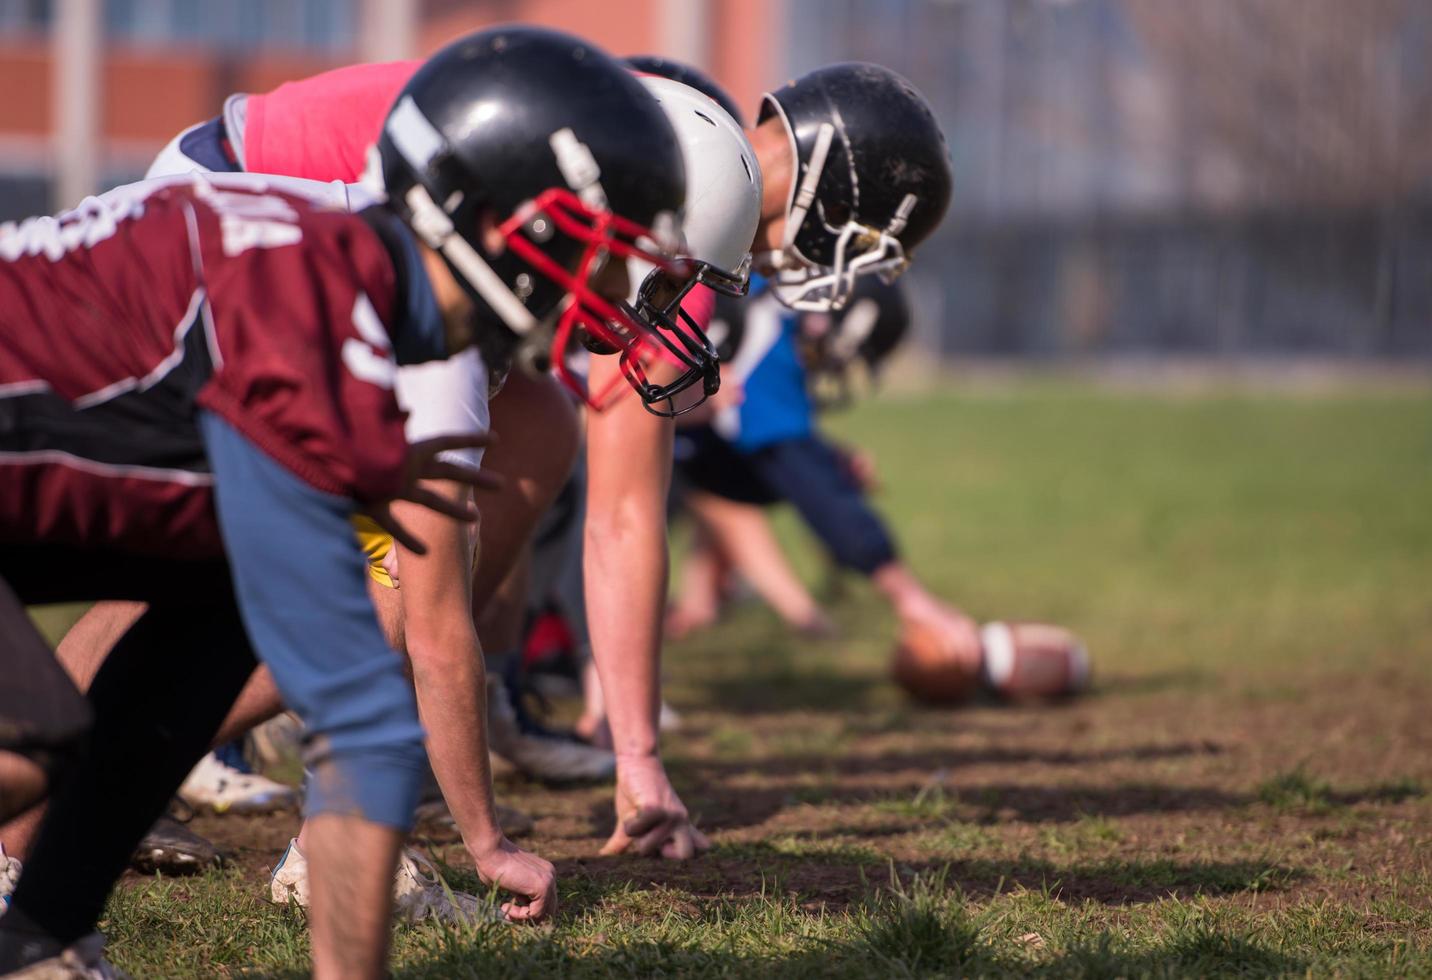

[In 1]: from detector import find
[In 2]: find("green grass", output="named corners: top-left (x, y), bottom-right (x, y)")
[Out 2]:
top-left (813, 382), bottom-right (1432, 678)
top-left (103, 864), bottom-right (1430, 978)
top-left (55, 379), bottom-right (1432, 976)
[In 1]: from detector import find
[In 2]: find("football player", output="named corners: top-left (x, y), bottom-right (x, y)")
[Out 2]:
top-left (667, 277), bottom-right (915, 639)
top-left (0, 26), bottom-right (687, 979)
top-left (572, 64), bottom-right (962, 861)
top-left (461, 60), bottom-right (959, 862)
top-left (25, 57), bottom-right (956, 880)
top-left (0, 60), bottom-right (761, 925)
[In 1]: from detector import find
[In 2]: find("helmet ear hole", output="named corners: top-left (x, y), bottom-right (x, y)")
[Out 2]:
top-left (820, 198), bottom-right (851, 229)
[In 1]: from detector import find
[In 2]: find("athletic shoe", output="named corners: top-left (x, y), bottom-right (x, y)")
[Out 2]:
top-left (178, 752), bottom-right (299, 814)
top-left (268, 838), bottom-right (502, 926)
top-left (245, 712), bottom-right (304, 771)
top-left (130, 814), bottom-right (224, 875)
top-left (487, 677), bottom-right (614, 784)
top-left (1, 932), bottom-right (127, 979)
top-left (0, 842), bottom-right (20, 916)
top-left (268, 839), bottom-right (312, 908)
top-left (392, 848), bottom-right (505, 926)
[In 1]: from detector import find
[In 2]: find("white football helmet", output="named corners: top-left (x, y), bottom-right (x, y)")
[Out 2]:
top-left (624, 74), bottom-right (763, 416)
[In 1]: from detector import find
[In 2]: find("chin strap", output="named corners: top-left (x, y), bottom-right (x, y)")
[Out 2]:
top-left (773, 228), bottom-right (907, 312)
top-left (773, 192), bottom-right (920, 313)
top-left (382, 97), bottom-right (541, 337)
top-left (782, 122), bottom-right (835, 254)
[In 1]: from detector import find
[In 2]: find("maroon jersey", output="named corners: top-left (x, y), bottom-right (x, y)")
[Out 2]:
top-left (0, 178), bottom-right (409, 558)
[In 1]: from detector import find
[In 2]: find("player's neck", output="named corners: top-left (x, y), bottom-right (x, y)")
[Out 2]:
top-left (419, 245), bottom-right (478, 354)
top-left (749, 117), bottom-right (794, 254)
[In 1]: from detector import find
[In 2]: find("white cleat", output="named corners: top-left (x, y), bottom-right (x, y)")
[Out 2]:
top-left (268, 839), bottom-right (312, 908)
top-left (486, 678), bottom-right (615, 784)
top-left (178, 752), bottom-right (299, 815)
top-left (392, 848), bottom-right (505, 926)
top-left (1, 842), bottom-right (20, 916)
top-left (268, 838), bottom-right (503, 926)
top-left (1, 932), bottom-right (127, 979)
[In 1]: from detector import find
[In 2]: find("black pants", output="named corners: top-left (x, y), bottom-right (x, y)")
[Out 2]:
top-left (674, 430), bottom-right (899, 575)
top-left (0, 546), bottom-right (258, 944)
top-left (0, 578), bottom-right (92, 799)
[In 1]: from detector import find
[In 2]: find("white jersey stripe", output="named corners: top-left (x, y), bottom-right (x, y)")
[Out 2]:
top-left (0, 449), bottom-right (214, 487)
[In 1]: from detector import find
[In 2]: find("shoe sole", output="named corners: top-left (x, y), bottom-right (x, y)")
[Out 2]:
top-left (130, 850), bottom-right (222, 875)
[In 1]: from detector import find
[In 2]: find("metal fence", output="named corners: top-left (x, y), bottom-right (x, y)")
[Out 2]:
top-left (907, 205), bottom-right (1432, 359)
top-left (786, 0), bottom-right (1432, 362)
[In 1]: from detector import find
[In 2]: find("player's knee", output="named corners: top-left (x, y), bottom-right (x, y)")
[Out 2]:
top-left (830, 522), bottom-right (898, 577)
top-left (304, 735), bottom-right (426, 831)
top-left (294, 668), bottom-right (426, 830)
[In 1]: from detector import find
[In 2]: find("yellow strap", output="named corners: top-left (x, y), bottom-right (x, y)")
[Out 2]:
top-left (350, 514), bottom-right (396, 589)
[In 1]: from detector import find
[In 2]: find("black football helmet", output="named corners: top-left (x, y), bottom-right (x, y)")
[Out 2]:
top-left (802, 276), bottom-right (911, 408)
top-left (759, 63), bottom-right (953, 312)
top-left (624, 55), bottom-right (747, 126)
top-left (375, 26), bottom-right (694, 410)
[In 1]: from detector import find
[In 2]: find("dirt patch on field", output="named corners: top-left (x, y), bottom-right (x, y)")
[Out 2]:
top-left (139, 662), bottom-right (1431, 927)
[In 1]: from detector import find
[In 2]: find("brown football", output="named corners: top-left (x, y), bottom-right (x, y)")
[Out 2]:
top-left (890, 623), bottom-right (981, 705)
top-left (980, 621), bottom-right (1091, 700)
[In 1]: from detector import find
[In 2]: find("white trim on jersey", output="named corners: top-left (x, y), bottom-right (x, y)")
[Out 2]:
top-left (0, 449), bottom-right (215, 487)
top-left (394, 347), bottom-right (490, 470)
top-left (73, 288), bottom-right (208, 409)
top-left (138, 139), bottom-right (490, 471)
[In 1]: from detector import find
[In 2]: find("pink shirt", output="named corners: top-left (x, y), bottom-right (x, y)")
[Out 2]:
top-left (243, 60), bottom-right (420, 183)
top-left (242, 60), bottom-right (718, 334)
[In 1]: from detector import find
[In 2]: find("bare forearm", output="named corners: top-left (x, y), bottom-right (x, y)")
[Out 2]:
top-left (583, 356), bottom-right (674, 761)
top-left (584, 515), bottom-right (668, 758)
top-left (408, 632), bottom-right (503, 853)
top-left (391, 487), bottom-right (504, 854)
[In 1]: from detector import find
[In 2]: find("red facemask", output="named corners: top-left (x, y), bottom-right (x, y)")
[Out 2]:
top-left (498, 187), bottom-right (701, 411)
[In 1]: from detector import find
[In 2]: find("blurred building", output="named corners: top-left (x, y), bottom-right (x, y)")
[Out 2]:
top-left (0, 0), bottom-right (780, 215)
top-left (785, 0), bottom-right (1432, 360)
top-left (2, 0), bottom-right (1428, 359)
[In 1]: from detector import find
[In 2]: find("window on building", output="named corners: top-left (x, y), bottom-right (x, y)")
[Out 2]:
top-left (105, 0), bottom-right (355, 53)
top-left (0, 0), bottom-right (51, 35)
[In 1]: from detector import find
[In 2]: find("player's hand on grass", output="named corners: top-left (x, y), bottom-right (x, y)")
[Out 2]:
top-left (601, 754), bottom-right (711, 860)
top-left (369, 433), bottom-right (503, 556)
top-left (472, 836), bottom-right (557, 923)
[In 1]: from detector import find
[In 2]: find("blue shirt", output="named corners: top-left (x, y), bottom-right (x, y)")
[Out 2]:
top-left (719, 276), bottom-right (815, 453)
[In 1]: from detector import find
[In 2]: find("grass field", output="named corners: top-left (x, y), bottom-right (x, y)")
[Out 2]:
top-left (38, 379), bottom-right (1432, 977)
